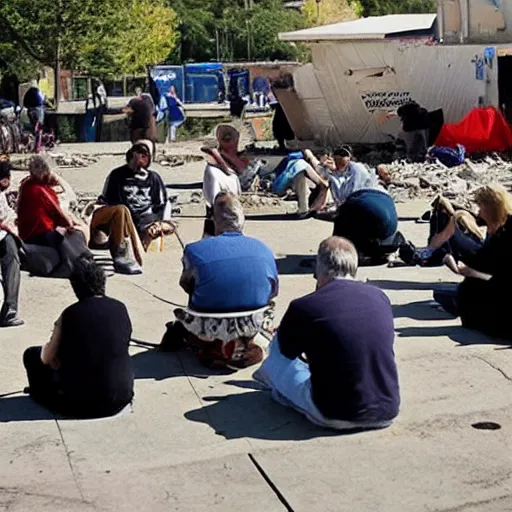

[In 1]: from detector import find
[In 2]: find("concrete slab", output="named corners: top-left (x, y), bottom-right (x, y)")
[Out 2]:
top-left (2, 154), bottom-right (512, 511)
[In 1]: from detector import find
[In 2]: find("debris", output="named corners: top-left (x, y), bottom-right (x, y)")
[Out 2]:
top-left (381, 154), bottom-right (512, 205)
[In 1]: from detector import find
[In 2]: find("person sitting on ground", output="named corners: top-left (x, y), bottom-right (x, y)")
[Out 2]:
top-left (434, 185), bottom-right (512, 340)
top-left (162, 192), bottom-right (279, 370)
top-left (271, 150), bottom-right (329, 218)
top-left (90, 141), bottom-right (171, 274)
top-left (399, 196), bottom-right (485, 267)
top-left (254, 236), bottom-right (400, 430)
top-left (0, 161), bottom-right (23, 327)
top-left (17, 156), bottom-right (90, 277)
top-left (320, 148), bottom-right (401, 264)
top-left (201, 141), bottom-right (243, 237)
top-left (23, 256), bottom-right (134, 418)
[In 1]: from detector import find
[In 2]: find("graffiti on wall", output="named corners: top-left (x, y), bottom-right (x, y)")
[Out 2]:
top-left (361, 91), bottom-right (412, 113)
top-left (361, 91), bottom-right (412, 112)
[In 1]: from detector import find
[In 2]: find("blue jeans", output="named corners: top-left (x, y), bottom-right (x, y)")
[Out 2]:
top-left (254, 337), bottom-right (392, 430)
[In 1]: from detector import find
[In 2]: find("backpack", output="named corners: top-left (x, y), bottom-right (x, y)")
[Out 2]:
top-left (0, 118), bottom-right (21, 154)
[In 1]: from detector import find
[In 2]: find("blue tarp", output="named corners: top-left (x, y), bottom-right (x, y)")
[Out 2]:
top-left (149, 65), bottom-right (186, 102)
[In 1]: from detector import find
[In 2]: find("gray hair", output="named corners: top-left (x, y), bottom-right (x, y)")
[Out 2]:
top-left (213, 192), bottom-right (245, 233)
top-left (28, 155), bottom-right (51, 180)
top-left (316, 236), bottom-right (358, 280)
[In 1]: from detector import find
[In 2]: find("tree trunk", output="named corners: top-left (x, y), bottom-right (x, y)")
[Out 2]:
top-left (54, 0), bottom-right (62, 110)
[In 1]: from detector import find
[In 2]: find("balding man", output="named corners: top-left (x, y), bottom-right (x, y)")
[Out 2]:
top-left (170, 192), bottom-right (279, 370)
top-left (254, 236), bottom-right (400, 430)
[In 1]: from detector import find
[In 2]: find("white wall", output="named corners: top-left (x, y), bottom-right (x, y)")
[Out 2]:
top-left (291, 40), bottom-right (499, 144)
top-left (439, 0), bottom-right (512, 44)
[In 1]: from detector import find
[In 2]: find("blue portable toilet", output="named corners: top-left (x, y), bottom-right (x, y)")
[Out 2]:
top-left (149, 65), bottom-right (186, 104)
top-left (184, 63), bottom-right (225, 103)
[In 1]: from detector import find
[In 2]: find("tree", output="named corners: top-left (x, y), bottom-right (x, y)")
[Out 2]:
top-left (351, 0), bottom-right (437, 17)
top-left (0, 0), bottom-right (179, 105)
top-left (303, 0), bottom-right (358, 27)
top-left (90, 0), bottom-right (179, 76)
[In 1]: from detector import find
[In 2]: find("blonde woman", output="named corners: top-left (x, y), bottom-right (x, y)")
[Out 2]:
top-left (436, 184), bottom-right (512, 339)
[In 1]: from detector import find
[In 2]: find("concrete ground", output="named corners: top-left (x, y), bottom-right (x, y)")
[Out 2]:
top-left (2, 144), bottom-right (512, 511)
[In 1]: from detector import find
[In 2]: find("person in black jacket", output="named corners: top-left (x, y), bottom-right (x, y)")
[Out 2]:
top-left (434, 184), bottom-right (512, 339)
top-left (23, 256), bottom-right (134, 418)
top-left (90, 141), bottom-right (170, 274)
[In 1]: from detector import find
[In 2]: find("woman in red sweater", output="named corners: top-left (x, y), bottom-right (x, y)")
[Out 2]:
top-left (17, 156), bottom-right (90, 276)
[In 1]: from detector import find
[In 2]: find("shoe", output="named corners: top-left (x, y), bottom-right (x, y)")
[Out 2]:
top-left (110, 243), bottom-right (142, 275)
top-left (0, 310), bottom-right (24, 328)
top-left (296, 210), bottom-right (314, 220)
top-left (158, 322), bottom-right (188, 352)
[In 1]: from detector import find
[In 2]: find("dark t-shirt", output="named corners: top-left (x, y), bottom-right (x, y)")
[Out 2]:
top-left (101, 165), bottom-right (168, 230)
top-left (461, 215), bottom-right (512, 288)
top-left (23, 87), bottom-right (44, 108)
top-left (128, 95), bottom-right (154, 130)
top-left (278, 279), bottom-right (400, 423)
top-left (58, 296), bottom-right (134, 417)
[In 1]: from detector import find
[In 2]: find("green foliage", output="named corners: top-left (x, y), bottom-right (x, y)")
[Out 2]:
top-left (0, 0), bottom-right (179, 79)
top-left (172, 0), bottom-right (307, 62)
top-left (350, 0), bottom-right (437, 17)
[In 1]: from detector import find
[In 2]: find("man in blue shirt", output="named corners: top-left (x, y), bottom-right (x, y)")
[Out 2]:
top-left (180, 192), bottom-right (278, 312)
top-left (172, 192), bottom-right (278, 370)
top-left (254, 236), bottom-right (400, 430)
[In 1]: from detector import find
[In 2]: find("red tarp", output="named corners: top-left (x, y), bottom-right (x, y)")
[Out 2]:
top-left (434, 107), bottom-right (512, 154)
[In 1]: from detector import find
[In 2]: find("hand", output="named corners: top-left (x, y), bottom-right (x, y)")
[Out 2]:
top-left (321, 156), bottom-right (336, 172)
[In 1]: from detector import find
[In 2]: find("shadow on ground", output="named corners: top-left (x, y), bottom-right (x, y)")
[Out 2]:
top-left (166, 182), bottom-right (203, 190)
top-left (369, 279), bottom-right (456, 291)
top-left (131, 349), bottom-right (238, 381)
top-left (184, 383), bottom-right (365, 441)
top-left (0, 395), bottom-right (54, 423)
top-left (396, 325), bottom-right (511, 347)
top-left (393, 300), bottom-right (454, 321)
top-left (276, 255), bottom-right (316, 275)
top-left (245, 213), bottom-right (300, 222)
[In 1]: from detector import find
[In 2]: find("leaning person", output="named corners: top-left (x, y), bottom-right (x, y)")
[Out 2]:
top-left (325, 147), bottom-right (401, 264)
top-left (17, 156), bottom-right (90, 277)
top-left (0, 161), bottom-right (23, 327)
top-left (23, 256), bottom-right (134, 418)
top-left (162, 192), bottom-right (279, 370)
top-left (91, 141), bottom-right (172, 274)
top-left (436, 185), bottom-right (512, 340)
top-left (254, 236), bottom-right (400, 430)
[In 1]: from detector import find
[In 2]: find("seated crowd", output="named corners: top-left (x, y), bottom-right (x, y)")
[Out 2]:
top-left (1, 132), bottom-right (509, 429)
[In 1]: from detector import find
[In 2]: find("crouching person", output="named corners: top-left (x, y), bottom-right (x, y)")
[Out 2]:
top-left (254, 237), bottom-right (400, 430)
top-left (23, 256), bottom-right (134, 419)
top-left (162, 192), bottom-right (279, 370)
top-left (90, 141), bottom-right (171, 275)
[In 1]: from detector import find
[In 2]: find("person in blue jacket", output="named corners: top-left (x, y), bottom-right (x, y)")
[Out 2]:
top-left (162, 86), bottom-right (186, 143)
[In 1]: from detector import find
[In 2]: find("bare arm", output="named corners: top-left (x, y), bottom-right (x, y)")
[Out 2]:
top-left (41, 315), bottom-right (63, 369)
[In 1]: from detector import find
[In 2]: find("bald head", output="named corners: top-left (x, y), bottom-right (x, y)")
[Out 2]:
top-left (213, 192), bottom-right (245, 235)
top-left (316, 236), bottom-right (358, 287)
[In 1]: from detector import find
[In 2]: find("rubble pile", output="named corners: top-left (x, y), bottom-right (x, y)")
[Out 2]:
top-left (383, 154), bottom-right (512, 205)
top-left (240, 194), bottom-right (285, 210)
top-left (50, 153), bottom-right (99, 168)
